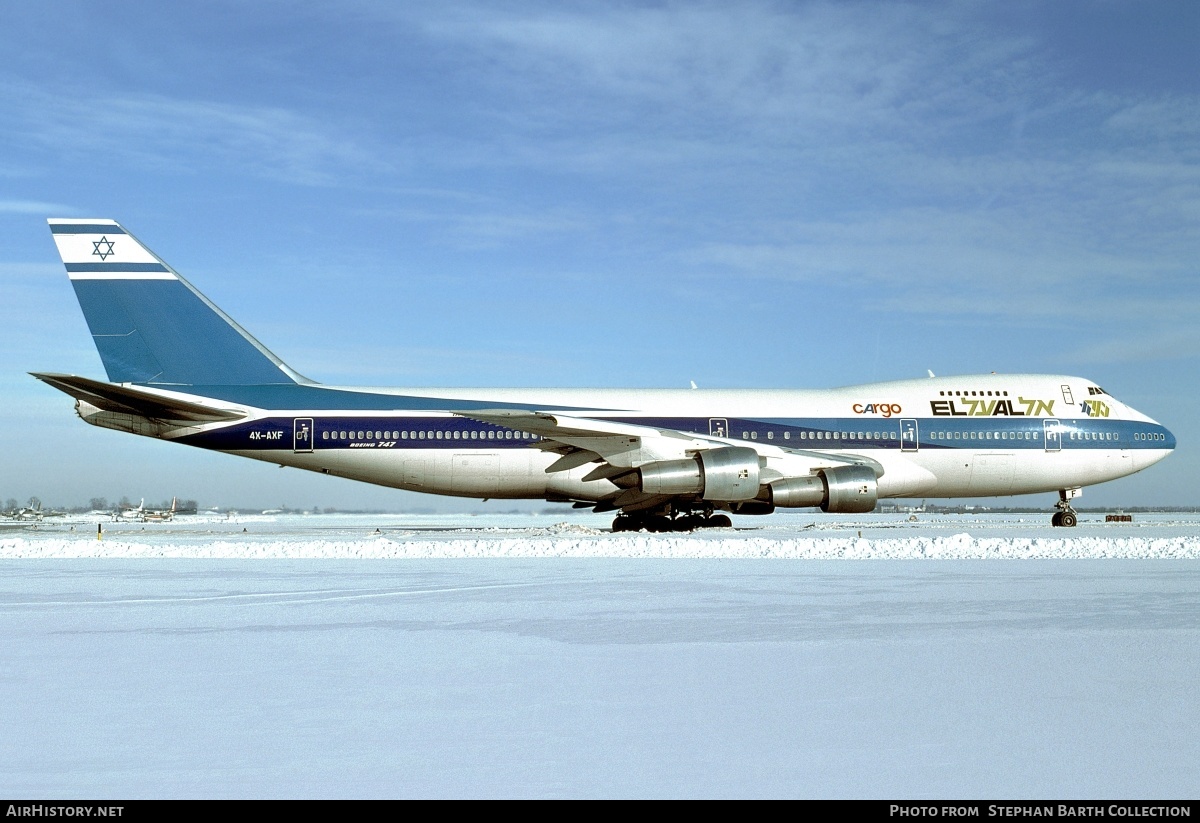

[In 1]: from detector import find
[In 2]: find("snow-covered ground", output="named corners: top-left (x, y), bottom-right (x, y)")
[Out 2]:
top-left (2, 512), bottom-right (1198, 798)
top-left (4, 510), bottom-right (1200, 558)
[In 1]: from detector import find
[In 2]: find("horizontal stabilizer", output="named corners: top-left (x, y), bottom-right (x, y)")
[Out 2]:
top-left (31, 373), bottom-right (247, 422)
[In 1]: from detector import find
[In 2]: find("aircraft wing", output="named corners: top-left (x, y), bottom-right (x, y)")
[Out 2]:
top-left (455, 409), bottom-right (707, 470)
top-left (455, 409), bottom-right (883, 480)
top-left (31, 373), bottom-right (247, 423)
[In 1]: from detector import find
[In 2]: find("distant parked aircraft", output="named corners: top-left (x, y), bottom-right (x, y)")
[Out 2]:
top-left (4, 499), bottom-right (44, 522)
top-left (116, 498), bottom-right (177, 523)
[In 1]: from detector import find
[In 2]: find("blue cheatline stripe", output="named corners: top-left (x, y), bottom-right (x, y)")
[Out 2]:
top-left (176, 413), bottom-right (1175, 453)
top-left (49, 224), bottom-right (127, 235)
top-left (65, 262), bottom-right (170, 273)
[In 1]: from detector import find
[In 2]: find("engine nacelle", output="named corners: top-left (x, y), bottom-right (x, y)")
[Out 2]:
top-left (767, 465), bottom-right (878, 513)
top-left (638, 446), bottom-right (761, 501)
top-left (767, 475), bottom-right (826, 508)
top-left (821, 465), bottom-right (878, 513)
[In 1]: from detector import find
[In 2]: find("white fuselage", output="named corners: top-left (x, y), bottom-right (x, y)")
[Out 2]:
top-left (114, 373), bottom-right (1174, 506)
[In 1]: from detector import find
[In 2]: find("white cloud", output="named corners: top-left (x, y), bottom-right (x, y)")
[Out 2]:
top-left (0, 81), bottom-right (385, 186)
top-left (1064, 326), bottom-right (1200, 365)
top-left (0, 199), bottom-right (78, 214)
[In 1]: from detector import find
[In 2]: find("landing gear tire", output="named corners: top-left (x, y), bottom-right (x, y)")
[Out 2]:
top-left (1052, 489), bottom-right (1080, 527)
top-left (1051, 509), bottom-right (1078, 527)
top-left (613, 512), bottom-right (731, 532)
top-left (645, 515), bottom-right (674, 533)
top-left (672, 515), bottom-right (701, 532)
top-left (612, 515), bottom-right (637, 532)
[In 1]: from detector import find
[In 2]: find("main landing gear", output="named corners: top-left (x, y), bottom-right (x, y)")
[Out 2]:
top-left (1051, 488), bottom-right (1079, 528)
top-left (612, 512), bottom-right (733, 533)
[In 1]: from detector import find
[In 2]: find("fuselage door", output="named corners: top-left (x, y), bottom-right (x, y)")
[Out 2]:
top-left (1043, 418), bottom-right (1061, 452)
top-left (294, 418), bottom-right (314, 453)
top-left (900, 419), bottom-right (918, 452)
top-left (709, 418), bottom-right (729, 438)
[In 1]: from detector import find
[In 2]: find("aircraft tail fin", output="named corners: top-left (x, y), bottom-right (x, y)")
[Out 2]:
top-left (47, 219), bottom-right (307, 386)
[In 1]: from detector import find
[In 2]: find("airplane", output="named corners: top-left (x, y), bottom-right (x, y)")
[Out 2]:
top-left (115, 497), bottom-right (177, 523)
top-left (4, 499), bottom-right (44, 522)
top-left (141, 497), bottom-right (177, 523)
top-left (34, 219), bottom-right (1176, 531)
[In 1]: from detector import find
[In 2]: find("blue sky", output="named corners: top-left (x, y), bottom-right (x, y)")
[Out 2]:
top-left (1, 1), bottom-right (1196, 511)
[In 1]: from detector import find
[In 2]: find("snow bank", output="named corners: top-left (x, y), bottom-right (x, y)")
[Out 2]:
top-left (5, 529), bottom-right (1200, 559)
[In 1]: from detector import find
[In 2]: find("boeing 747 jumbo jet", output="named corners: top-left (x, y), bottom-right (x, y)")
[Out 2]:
top-left (36, 219), bottom-right (1175, 531)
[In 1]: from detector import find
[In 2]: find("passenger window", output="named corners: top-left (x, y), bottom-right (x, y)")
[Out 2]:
top-left (767, 431), bottom-right (774, 440)
top-left (784, 432), bottom-right (791, 440)
top-left (750, 432), bottom-right (758, 440)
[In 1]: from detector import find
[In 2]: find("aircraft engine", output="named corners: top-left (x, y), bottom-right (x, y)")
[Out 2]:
top-left (637, 446), bottom-right (761, 501)
top-left (768, 465), bottom-right (878, 513)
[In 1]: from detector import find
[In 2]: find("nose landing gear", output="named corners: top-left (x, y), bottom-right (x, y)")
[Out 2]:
top-left (1052, 488), bottom-right (1080, 527)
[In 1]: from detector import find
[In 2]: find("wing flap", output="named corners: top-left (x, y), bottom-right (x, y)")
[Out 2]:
top-left (544, 449), bottom-right (603, 474)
